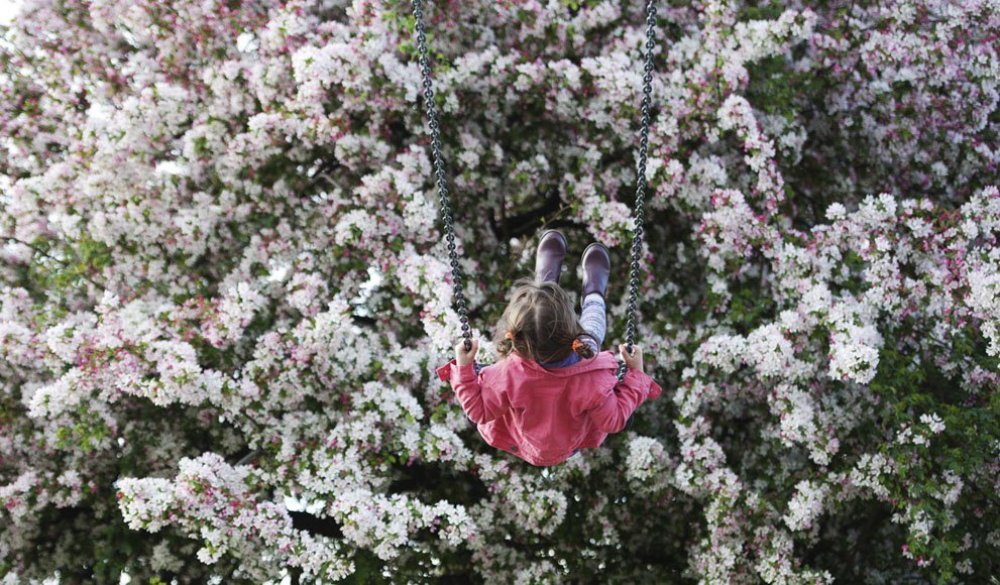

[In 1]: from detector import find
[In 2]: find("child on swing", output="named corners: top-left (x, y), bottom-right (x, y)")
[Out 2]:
top-left (436, 230), bottom-right (662, 467)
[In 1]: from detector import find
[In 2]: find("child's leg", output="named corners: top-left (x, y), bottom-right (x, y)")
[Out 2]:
top-left (579, 293), bottom-right (606, 354)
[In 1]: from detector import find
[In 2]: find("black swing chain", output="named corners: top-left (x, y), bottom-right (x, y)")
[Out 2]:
top-left (411, 0), bottom-right (657, 371)
top-left (618, 0), bottom-right (657, 383)
top-left (411, 0), bottom-right (473, 352)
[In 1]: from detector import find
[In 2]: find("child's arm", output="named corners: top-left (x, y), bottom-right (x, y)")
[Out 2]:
top-left (435, 339), bottom-right (510, 425)
top-left (587, 345), bottom-right (662, 433)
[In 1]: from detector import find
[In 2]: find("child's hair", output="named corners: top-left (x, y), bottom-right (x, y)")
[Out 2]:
top-left (494, 277), bottom-right (597, 363)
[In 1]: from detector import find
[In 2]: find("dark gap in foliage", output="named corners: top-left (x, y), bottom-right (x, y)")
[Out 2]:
top-left (803, 499), bottom-right (918, 583)
top-left (387, 460), bottom-right (490, 507)
top-left (289, 509), bottom-right (345, 539)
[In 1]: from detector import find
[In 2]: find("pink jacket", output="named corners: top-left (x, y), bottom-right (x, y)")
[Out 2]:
top-left (436, 350), bottom-right (662, 467)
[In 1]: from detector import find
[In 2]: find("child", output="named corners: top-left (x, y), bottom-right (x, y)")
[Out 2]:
top-left (436, 229), bottom-right (662, 467)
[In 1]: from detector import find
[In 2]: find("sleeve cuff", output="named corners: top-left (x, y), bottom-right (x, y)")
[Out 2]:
top-left (436, 360), bottom-right (454, 382)
top-left (647, 379), bottom-right (662, 400)
top-left (436, 359), bottom-right (476, 383)
top-left (624, 369), bottom-right (662, 400)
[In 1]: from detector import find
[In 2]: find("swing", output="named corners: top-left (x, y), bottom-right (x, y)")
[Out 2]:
top-left (412, 0), bottom-right (657, 383)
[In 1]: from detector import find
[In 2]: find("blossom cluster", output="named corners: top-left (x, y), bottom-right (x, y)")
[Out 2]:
top-left (0, 0), bottom-right (997, 583)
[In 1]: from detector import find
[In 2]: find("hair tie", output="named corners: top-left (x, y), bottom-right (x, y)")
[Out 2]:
top-left (571, 338), bottom-right (585, 352)
top-left (505, 331), bottom-right (514, 340)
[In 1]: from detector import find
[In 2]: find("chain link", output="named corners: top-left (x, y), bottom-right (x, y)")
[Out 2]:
top-left (411, 0), bottom-right (473, 352)
top-left (617, 0), bottom-right (657, 383)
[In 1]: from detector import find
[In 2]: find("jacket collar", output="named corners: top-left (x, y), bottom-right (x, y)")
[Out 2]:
top-left (504, 351), bottom-right (618, 377)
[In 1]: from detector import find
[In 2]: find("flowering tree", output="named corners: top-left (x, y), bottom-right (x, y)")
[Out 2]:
top-left (1, 0), bottom-right (997, 582)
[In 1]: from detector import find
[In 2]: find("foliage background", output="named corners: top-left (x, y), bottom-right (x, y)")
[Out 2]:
top-left (0, 0), bottom-right (997, 583)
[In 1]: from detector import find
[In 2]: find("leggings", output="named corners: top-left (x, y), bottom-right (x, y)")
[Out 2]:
top-left (579, 294), bottom-right (607, 353)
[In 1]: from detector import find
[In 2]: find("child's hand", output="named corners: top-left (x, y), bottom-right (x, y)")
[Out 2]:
top-left (619, 344), bottom-right (644, 372)
top-left (455, 338), bottom-right (479, 366)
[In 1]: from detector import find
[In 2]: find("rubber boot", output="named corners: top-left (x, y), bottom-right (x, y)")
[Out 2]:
top-left (581, 242), bottom-right (611, 302)
top-left (535, 229), bottom-right (568, 284)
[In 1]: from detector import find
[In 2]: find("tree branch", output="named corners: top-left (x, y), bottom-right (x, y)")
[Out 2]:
top-left (1, 235), bottom-right (105, 289)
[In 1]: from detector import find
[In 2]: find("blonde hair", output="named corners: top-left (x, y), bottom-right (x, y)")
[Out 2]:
top-left (493, 278), bottom-right (597, 363)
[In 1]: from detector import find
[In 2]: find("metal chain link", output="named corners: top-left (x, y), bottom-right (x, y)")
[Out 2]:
top-left (617, 0), bottom-right (658, 383)
top-left (411, 0), bottom-right (472, 352)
